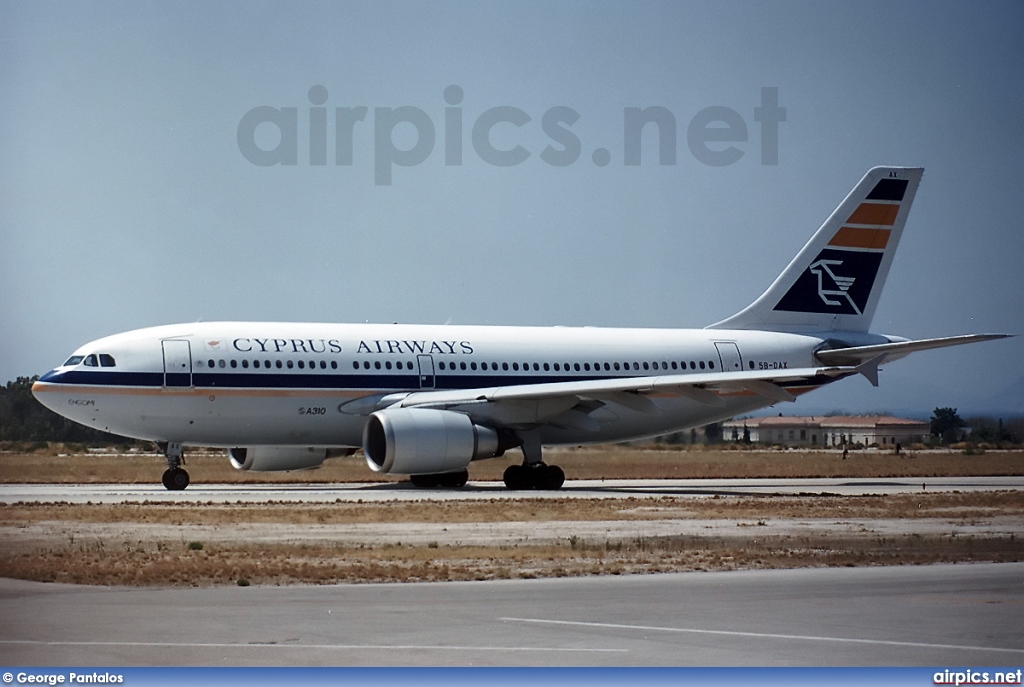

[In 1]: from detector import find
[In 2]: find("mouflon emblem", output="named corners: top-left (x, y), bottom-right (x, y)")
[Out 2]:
top-left (808, 259), bottom-right (860, 314)
top-left (773, 248), bottom-right (882, 316)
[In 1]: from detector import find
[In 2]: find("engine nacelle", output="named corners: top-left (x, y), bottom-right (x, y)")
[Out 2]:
top-left (363, 408), bottom-right (508, 475)
top-left (228, 446), bottom-right (328, 472)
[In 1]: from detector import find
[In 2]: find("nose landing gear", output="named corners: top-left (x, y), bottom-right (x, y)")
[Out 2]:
top-left (161, 467), bottom-right (190, 490)
top-left (158, 442), bottom-right (190, 490)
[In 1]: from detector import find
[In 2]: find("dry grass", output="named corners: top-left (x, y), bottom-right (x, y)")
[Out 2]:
top-left (2, 490), bottom-right (1022, 525)
top-left (1, 491), bottom-right (1022, 586)
top-left (1, 444), bottom-right (1022, 484)
top-left (2, 534), bottom-right (1020, 587)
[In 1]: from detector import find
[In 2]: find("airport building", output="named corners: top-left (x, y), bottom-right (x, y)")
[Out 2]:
top-left (723, 416), bottom-right (931, 447)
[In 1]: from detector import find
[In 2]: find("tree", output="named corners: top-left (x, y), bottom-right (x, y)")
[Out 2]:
top-left (930, 407), bottom-right (965, 445)
top-left (0, 376), bottom-right (132, 444)
top-left (967, 417), bottom-right (1018, 444)
top-left (703, 422), bottom-right (723, 444)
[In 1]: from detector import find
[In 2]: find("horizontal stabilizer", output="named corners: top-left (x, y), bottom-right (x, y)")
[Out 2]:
top-left (815, 334), bottom-right (1011, 366)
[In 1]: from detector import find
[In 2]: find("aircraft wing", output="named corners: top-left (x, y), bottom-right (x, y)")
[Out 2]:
top-left (340, 365), bottom-right (861, 430)
top-left (339, 334), bottom-right (1013, 429)
top-left (815, 334), bottom-right (1011, 366)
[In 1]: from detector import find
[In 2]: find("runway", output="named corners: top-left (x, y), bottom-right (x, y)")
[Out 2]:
top-left (3, 475), bottom-right (1023, 504)
top-left (1, 563), bottom-right (1022, 666)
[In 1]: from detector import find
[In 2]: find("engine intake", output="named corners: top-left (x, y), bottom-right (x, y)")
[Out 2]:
top-left (228, 446), bottom-right (329, 472)
top-left (363, 408), bottom-right (511, 475)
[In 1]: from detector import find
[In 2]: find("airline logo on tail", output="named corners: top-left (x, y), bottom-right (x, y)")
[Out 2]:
top-left (808, 258), bottom-right (860, 313)
top-left (773, 177), bottom-right (909, 316)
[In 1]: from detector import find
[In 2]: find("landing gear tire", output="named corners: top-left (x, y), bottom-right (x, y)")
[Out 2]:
top-left (439, 469), bottom-right (469, 488)
top-left (503, 464), bottom-right (530, 490)
top-left (538, 464), bottom-right (564, 490)
top-left (410, 469), bottom-right (469, 489)
top-left (410, 473), bottom-right (439, 488)
top-left (503, 463), bottom-right (564, 490)
top-left (162, 467), bottom-right (190, 491)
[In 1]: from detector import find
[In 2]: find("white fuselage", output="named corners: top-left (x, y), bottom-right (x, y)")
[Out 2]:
top-left (31, 321), bottom-right (883, 449)
top-left (29, 168), bottom-right (1003, 491)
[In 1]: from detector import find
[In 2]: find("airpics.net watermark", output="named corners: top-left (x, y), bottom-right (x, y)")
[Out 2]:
top-left (237, 85), bottom-right (785, 185)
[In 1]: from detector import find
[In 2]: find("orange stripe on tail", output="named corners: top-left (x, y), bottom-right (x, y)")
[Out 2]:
top-left (846, 202), bottom-right (899, 226)
top-left (828, 227), bottom-right (891, 249)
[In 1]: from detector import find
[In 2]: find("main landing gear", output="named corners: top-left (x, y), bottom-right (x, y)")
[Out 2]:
top-left (159, 441), bottom-right (190, 491)
top-left (406, 431), bottom-right (566, 491)
top-left (502, 463), bottom-right (565, 490)
top-left (502, 431), bottom-right (565, 490)
top-left (409, 469), bottom-right (469, 489)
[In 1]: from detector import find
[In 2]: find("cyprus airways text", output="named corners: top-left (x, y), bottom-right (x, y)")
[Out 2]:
top-left (229, 338), bottom-right (474, 355)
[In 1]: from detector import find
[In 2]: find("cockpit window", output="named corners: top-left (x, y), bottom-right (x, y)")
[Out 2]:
top-left (72, 353), bottom-right (115, 367)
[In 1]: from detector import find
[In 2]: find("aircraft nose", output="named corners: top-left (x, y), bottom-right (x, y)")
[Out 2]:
top-left (32, 370), bottom-right (65, 412)
top-left (36, 369), bottom-right (61, 385)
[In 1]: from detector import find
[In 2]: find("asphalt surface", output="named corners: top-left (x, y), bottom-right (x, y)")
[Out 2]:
top-left (1, 563), bottom-right (1022, 666)
top-left (2, 475), bottom-right (1023, 503)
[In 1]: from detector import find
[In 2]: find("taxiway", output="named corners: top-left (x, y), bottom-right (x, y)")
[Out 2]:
top-left (1, 563), bottom-right (1022, 666)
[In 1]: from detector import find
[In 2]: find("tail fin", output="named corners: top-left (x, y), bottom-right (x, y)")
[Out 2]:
top-left (708, 166), bottom-right (923, 333)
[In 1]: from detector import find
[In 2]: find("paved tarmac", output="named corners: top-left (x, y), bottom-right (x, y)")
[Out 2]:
top-left (2, 475), bottom-right (1022, 504)
top-left (1, 563), bottom-right (1022, 666)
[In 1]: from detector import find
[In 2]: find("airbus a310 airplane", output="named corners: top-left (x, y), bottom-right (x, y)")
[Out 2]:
top-left (33, 167), bottom-right (1008, 490)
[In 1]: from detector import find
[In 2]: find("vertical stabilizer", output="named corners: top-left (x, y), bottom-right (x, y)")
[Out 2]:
top-left (708, 166), bottom-right (923, 333)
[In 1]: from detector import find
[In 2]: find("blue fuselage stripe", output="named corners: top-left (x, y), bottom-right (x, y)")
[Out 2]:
top-left (42, 369), bottom-right (603, 391)
top-left (37, 369), bottom-right (830, 392)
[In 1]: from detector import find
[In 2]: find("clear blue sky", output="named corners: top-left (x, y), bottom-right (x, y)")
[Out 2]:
top-left (2, 1), bottom-right (1022, 417)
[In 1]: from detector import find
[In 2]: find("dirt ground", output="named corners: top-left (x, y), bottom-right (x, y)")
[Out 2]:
top-left (1, 446), bottom-right (1022, 586)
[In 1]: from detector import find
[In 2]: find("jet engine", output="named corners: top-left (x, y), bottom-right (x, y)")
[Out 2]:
top-left (228, 446), bottom-right (329, 472)
top-left (363, 408), bottom-right (511, 475)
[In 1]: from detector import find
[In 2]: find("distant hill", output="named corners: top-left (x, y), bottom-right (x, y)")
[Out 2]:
top-left (968, 375), bottom-right (1024, 417)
